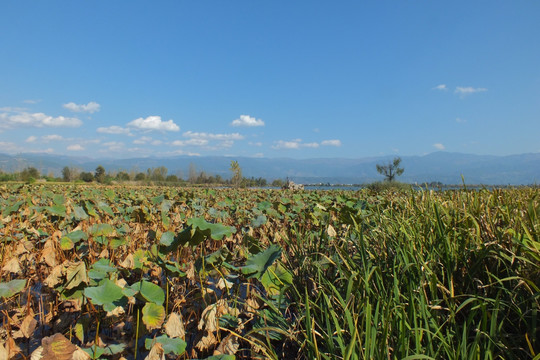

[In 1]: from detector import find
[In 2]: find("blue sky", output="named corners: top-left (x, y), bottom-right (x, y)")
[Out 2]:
top-left (1, 1), bottom-right (539, 159)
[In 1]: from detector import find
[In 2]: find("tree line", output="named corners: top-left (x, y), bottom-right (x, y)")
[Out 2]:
top-left (0, 161), bottom-right (285, 187)
top-left (0, 158), bottom-right (406, 186)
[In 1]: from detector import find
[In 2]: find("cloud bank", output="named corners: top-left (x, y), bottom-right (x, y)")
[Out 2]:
top-left (455, 87), bottom-right (487, 96)
top-left (0, 110), bottom-right (82, 129)
top-left (273, 139), bottom-right (342, 149)
top-left (63, 101), bottom-right (101, 113)
top-left (231, 115), bottom-right (265, 127)
top-left (127, 116), bottom-right (180, 132)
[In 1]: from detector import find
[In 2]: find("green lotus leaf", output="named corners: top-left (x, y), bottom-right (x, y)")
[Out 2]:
top-left (53, 194), bottom-right (65, 206)
top-left (195, 246), bottom-right (229, 272)
top-left (73, 206), bottom-right (89, 220)
top-left (251, 214), bottom-right (267, 228)
top-left (0, 279), bottom-right (26, 298)
top-left (133, 249), bottom-right (151, 269)
top-left (130, 280), bottom-right (165, 305)
top-left (122, 287), bottom-right (137, 298)
top-left (161, 199), bottom-right (173, 213)
top-left (145, 335), bottom-right (187, 355)
top-left (45, 205), bottom-right (66, 217)
top-left (60, 236), bottom-right (74, 250)
top-left (161, 260), bottom-right (186, 277)
top-left (67, 230), bottom-right (88, 242)
top-left (142, 303), bottom-right (166, 330)
top-left (152, 194), bottom-right (165, 205)
top-left (257, 201), bottom-right (273, 211)
top-left (84, 279), bottom-right (125, 307)
top-left (159, 231), bottom-right (175, 247)
top-left (2, 200), bottom-right (23, 216)
top-left (84, 201), bottom-right (97, 217)
top-left (65, 261), bottom-right (88, 290)
top-left (109, 238), bottom-right (126, 249)
top-left (93, 236), bottom-right (108, 245)
top-left (241, 244), bottom-right (282, 279)
top-left (187, 217), bottom-right (236, 240)
top-left (74, 315), bottom-right (90, 343)
top-left (260, 263), bottom-right (293, 296)
top-left (91, 258), bottom-right (116, 273)
top-left (83, 343), bottom-right (126, 357)
top-left (98, 203), bottom-right (114, 217)
top-left (89, 223), bottom-right (115, 237)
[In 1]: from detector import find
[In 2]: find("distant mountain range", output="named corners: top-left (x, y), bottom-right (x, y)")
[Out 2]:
top-left (0, 152), bottom-right (539, 185)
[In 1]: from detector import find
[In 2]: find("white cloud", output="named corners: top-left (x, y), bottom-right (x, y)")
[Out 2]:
top-left (0, 141), bottom-right (19, 152)
top-left (0, 110), bottom-right (82, 128)
top-left (67, 144), bottom-right (84, 151)
top-left (126, 147), bottom-right (148, 153)
top-left (26, 148), bottom-right (54, 154)
top-left (231, 114), bottom-right (265, 127)
top-left (151, 140), bottom-right (162, 146)
top-left (42, 134), bottom-right (63, 142)
top-left (25, 136), bottom-right (37, 143)
top-left (172, 139), bottom-right (209, 146)
top-left (252, 153), bottom-right (264, 158)
top-left (183, 131), bottom-right (244, 141)
top-left (219, 140), bottom-right (235, 148)
top-left (63, 101), bottom-right (101, 113)
top-left (272, 139), bottom-right (335, 149)
top-left (249, 141), bottom-right (262, 147)
top-left (321, 139), bottom-right (342, 147)
top-left (433, 143), bottom-right (445, 150)
top-left (456, 117), bottom-right (467, 123)
top-left (455, 86), bottom-right (487, 96)
top-left (127, 116), bottom-right (179, 132)
top-left (433, 84), bottom-right (447, 91)
top-left (97, 125), bottom-right (131, 135)
top-left (168, 149), bottom-right (201, 156)
top-left (104, 141), bottom-right (124, 147)
top-left (0, 107), bottom-right (27, 112)
top-left (102, 141), bottom-right (124, 151)
top-left (133, 136), bottom-right (153, 145)
top-left (23, 99), bottom-right (41, 104)
top-left (272, 140), bottom-right (301, 149)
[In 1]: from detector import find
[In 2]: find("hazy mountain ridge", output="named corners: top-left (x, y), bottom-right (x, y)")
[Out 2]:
top-left (0, 152), bottom-right (539, 185)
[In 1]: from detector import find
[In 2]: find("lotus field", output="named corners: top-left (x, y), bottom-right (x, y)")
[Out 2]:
top-left (0, 184), bottom-right (538, 359)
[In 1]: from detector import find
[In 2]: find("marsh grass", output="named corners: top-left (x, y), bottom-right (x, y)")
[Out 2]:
top-left (286, 189), bottom-right (539, 359)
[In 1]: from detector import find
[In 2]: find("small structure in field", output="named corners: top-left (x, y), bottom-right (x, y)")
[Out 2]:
top-left (283, 179), bottom-right (304, 190)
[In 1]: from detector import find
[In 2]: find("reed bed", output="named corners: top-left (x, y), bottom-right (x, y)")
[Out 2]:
top-left (284, 188), bottom-right (539, 359)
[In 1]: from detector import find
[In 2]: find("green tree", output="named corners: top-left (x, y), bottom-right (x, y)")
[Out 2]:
top-left (80, 172), bottom-right (94, 182)
top-left (230, 160), bottom-right (242, 188)
top-left (94, 165), bottom-right (106, 183)
top-left (150, 166), bottom-right (168, 181)
top-left (20, 167), bottom-right (40, 182)
top-left (62, 166), bottom-right (71, 182)
top-left (166, 174), bottom-right (179, 182)
top-left (135, 172), bottom-right (146, 181)
top-left (116, 171), bottom-right (130, 181)
top-left (376, 157), bottom-right (404, 182)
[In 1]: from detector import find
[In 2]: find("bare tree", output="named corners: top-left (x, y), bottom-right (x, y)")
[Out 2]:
top-left (230, 160), bottom-right (242, 187)
top-left (376, 157), bottom-right (404, 182)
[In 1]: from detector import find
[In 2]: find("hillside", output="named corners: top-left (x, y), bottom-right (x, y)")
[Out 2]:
top-left (0, 152), bottom-right (539, 185)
